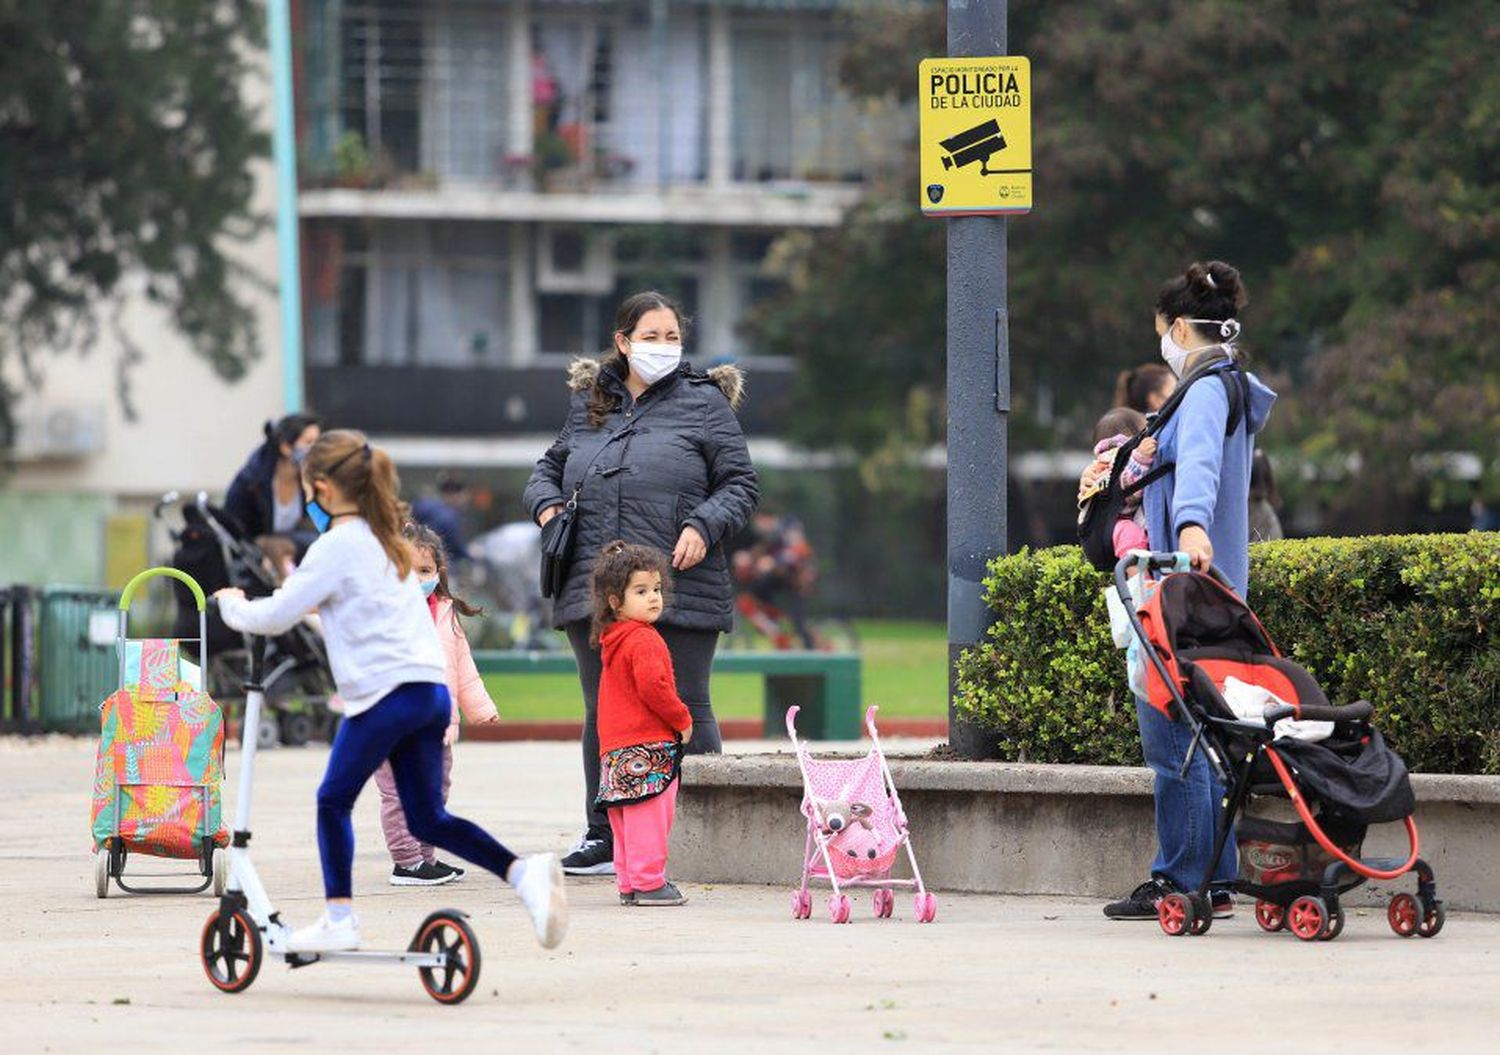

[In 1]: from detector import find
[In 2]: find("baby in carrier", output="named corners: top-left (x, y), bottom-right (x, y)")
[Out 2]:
top-left (1079, 407), bottom-right (1158, 559)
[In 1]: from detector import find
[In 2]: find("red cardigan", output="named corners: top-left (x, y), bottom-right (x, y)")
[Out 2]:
top-left (597, 619), bottom-right (693, 756)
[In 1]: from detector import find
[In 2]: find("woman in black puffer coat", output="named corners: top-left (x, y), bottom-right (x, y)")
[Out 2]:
top-left (524, 291), bottom-right (759, 874)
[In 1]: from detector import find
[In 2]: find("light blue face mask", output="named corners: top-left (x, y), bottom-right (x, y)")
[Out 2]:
top-left (306, 498), bottom-right (332, 534)
top-left (420, 578), bottom-right (440, 598)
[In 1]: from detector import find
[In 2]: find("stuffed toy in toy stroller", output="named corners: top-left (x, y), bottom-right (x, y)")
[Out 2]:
top-left (785, 705), bottom-right (936, 924)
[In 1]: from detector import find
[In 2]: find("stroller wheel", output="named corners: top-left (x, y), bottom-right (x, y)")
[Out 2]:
top-left (1254, 900), bottom-right (1285, 933)
top-left (913, 892), bottom-right (937, 924)
top-left (212, 847), bottom-right (229, 897)
top-left (1188, 896), bottom-right (1213, 936)
top-left (790, 889), bottom-right (812, 920)
top-left (1388, 893), bottom-right (1420, 937)
top-left (1288, 896), bottom-right (1329, 942)
top-left (1319, 901), bottom-right (1346, 942)
top-left (873, 889), bottom-right (895, 919)
top-left (1417, 898), bottom-right (1445, 938)
top-left (94, 847), bottom-right (111, 899)
top-left (828, 894), bottom-right (852, 924)
top-left (1157, 893), bottom-right (1194, 937)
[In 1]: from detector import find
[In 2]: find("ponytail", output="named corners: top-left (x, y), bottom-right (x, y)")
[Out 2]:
top-left (304, 429), bottom-right (412, 578)
top-left (359, 447), bottom-right (413, 579)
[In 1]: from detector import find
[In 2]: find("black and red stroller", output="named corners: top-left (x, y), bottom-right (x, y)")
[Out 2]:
top-left (1115, 552), bottom-right (1443, 942)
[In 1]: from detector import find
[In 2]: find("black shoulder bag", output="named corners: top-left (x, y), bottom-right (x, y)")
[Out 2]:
top-left (539, 438), bottom-right (615, 600)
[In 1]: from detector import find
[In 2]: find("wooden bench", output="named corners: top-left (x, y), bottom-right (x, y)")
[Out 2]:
top-left (472, 649), bottom-right (863, 739)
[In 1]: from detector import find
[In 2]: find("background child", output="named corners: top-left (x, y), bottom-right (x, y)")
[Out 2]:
top-left (591, 541), bottom-right (694, 907)
top-left (1080, 406), bottom-right (1158, 559)
top-left (374, 523), bottom-right (500, 886)
top-left (215, 429), bottom-right (565, 953)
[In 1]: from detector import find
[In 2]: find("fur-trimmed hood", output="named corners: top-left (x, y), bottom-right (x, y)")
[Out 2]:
top-left (566, 356), bottom-right (745, 411)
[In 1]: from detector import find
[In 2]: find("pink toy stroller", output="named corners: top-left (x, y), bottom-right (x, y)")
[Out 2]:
top-left (785, 705), bottom-right (936, 924)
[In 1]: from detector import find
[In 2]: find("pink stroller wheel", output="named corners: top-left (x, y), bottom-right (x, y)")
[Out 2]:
top-left (873, 889), bottom-right (895, 918)
top-left (828, 893), bottom-right (852, 924)
top-left (913, 892), bottom-right (938, 923)
top-left (790, 889), bottom-right (812, 920)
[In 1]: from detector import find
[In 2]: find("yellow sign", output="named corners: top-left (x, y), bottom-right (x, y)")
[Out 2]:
top-left (919, 55), bottom-right (1032, 216)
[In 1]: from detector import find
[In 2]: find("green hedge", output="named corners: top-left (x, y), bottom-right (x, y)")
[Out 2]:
top-left (953, 534), bottom-right (1500, 774)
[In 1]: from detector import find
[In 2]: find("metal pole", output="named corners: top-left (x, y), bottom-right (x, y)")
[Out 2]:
top-left (268, 0), bottom-right (305, 412)
top-left (946, 0), bottom-right (1008, 759)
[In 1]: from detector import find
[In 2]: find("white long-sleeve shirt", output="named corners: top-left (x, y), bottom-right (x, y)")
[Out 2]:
top-left (218, 519), bottom-right (446, 717)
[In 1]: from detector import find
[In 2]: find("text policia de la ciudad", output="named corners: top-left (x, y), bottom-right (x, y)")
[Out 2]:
top-left (927, 68), bottom-right (1023, 109)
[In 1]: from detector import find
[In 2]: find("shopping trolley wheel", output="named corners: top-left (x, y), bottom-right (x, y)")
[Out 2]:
top-left (1288, 896), bottom-right (1328, 942)
top-left (1388, 893), bottom-right (1420, 937)
top-left (212, 847), bottom-right (229, 897)
top-left (790, 889), bottom-right (812, 919)
top-left (828, 894), bottom-right (852, 924)
top-left (1416, 896), bottom-right (1445, 939)
top-left (414, 911), bottom-right (482, 1005)
top-left (1254, 900), bottom-right (1285, 933)
top-left (1157, 893), bottom-right (1194, 937)
top-left (201, 906), bottom-right (262, 994)
top-left (94, 847), bottom-right (111, 899)
top-left (873, 889), bottom-right (895, 919)
top-left (1319, 900), bottom-right (1346, 942)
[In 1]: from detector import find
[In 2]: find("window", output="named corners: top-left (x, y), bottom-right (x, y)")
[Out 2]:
top-left (731, 16), bottom-right (870, 183)
top-left (303, 0), bottom-right (512, 183)
top-left (306, 221), bottom-right (513, 368)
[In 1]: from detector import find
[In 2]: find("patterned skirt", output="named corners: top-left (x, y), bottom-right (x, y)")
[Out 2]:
top-left (596, 740), bottom-right (681, 808)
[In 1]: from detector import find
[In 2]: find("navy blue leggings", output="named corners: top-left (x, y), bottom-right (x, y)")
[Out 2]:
top-left (316, 682), bottom-right (517, 899)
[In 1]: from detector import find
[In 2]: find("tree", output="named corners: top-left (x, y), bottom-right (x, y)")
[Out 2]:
top-left (0, 1), bottom-right (268, 442)
top-left (752, 1), bottom-right (1499, 532)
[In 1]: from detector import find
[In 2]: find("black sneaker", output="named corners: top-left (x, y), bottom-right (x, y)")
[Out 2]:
top-left (560, 833), bottom-right (615, 876)
top-left (633, 881), bottom-right (687, 906)
top-left (429, 860), bottom-right (465, 882)
top-left (1211, 889), bottom-right (1235, 918)
top-left (1103, 877), bottom-right (1176, 920)
top-left (390, 860), bottom-right (460, 887)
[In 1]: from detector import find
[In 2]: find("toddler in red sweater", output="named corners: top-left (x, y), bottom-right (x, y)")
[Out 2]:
top-left (590, 540), bottom-right (695, 906)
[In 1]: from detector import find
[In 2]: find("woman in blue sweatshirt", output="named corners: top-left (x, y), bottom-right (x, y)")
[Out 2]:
top-left (1104, 260), bottom-right (1277, 922)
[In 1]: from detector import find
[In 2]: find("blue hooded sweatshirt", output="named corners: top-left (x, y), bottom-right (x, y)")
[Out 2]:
top-left (1143, 361), bottom-right (1278, 598)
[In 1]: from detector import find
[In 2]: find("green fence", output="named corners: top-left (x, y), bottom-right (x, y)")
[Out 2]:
top-left (36, 587), bottom-right (119, 733)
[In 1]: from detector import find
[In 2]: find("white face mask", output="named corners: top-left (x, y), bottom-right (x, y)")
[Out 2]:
top-left (1159, 318), bottom-right (1241, 378)
top-left (628, 341), bottom-right (682, 385)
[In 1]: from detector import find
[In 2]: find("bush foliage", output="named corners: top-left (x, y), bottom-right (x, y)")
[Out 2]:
top-left (954, 535), bottom-right (1500, 774)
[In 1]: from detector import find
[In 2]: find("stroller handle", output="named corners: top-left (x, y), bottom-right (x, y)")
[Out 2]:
top-left (120, 566), bottom-right (207, 613)
top-left (1264, 699), bottom-right (1374, 726)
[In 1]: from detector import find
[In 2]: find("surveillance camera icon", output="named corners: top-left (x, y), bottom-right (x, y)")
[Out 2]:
top-left (939, 119), bottom-right (1007, 176)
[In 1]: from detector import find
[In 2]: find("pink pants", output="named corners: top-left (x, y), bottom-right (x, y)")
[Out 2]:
top-left (607, 778), bottom-right (679, 895)
top-left (1113, 517), bottom-right (1149, 558)
top-left (375, 743), bottom-right (453, 867)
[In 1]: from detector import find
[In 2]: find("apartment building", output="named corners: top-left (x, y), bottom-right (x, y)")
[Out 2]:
top-left (294, 0), bottom-right (899, 462)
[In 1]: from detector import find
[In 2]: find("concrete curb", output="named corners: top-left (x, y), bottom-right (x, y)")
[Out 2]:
top-left (671, 753), bottom-right (1500, 912)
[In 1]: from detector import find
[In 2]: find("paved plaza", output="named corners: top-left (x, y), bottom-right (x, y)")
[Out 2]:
top-left (4, 736), bottom-right (1498, 1053)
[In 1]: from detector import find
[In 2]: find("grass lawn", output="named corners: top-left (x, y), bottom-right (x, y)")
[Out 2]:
top-left (481, 620), bottom-right (947, 723)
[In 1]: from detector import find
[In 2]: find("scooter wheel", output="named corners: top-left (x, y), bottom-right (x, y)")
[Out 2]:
top-left (415, 911), bottom-right (482, 1005)
top-left (201, 906), bottom-right (262, 994)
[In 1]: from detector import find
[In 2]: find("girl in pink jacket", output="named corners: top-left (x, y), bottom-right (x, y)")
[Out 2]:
top-left (374, 523), bottom-right (499, 885)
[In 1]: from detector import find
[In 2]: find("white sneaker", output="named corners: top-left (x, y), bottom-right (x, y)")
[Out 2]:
top-left (287, 910), bottom-right (361, 952)
top-left (512, 853), bottom-right (568, 949)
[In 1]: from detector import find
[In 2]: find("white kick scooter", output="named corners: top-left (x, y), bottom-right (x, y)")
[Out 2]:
top-left (200, 638), bottom-right (481, 1004)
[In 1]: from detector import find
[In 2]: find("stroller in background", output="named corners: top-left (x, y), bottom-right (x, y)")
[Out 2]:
top-left (157, 490), bottom-right (336, 747)
top-left (785, 705), bottom-right (937, 924)
top-left (1115, 552), bottom-right (1442, 942)
top-left (92, 568), bottom-right (229, 897)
